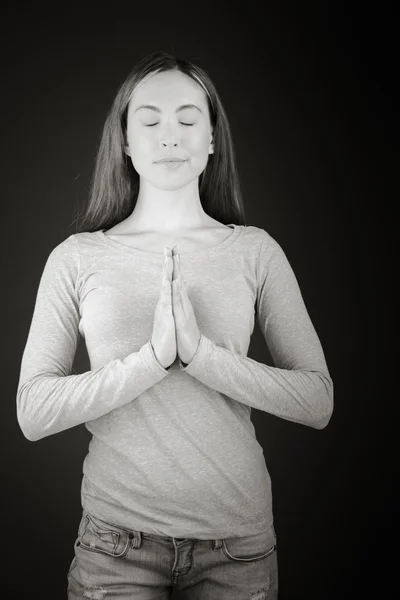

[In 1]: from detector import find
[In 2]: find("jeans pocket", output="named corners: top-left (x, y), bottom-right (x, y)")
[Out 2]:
top-left (78, 511), bottom-right (131, 559)
top-left (221, 526), bottom-right (277, 563)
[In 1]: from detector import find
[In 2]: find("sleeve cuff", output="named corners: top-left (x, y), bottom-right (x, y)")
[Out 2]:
top-left (142, 340), bottom-right (172, 375)
top-left (179, 333), bottom-right (210, 372)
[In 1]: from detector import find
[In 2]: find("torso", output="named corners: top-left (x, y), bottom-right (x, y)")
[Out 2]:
top-left (103, 218), bottom-right (234, 254)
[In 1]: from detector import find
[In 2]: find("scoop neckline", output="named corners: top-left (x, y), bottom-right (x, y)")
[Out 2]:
top-left (94, 223), bottom-right (243, 260)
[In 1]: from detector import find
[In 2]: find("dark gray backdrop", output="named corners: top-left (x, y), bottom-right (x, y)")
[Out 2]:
top-left (2, 2), bottom-right (394, 598)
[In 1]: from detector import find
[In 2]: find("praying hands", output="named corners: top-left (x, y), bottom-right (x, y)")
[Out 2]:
top-left (150, 246), bottom-right (201, 369)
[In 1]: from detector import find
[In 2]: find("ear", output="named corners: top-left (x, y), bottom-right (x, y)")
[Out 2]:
top-left (123, 131), bottom-right (131, 156)
top-left (209, 139), bottom-right (214, 155)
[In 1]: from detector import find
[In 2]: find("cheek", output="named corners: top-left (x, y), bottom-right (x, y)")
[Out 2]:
top-left (186, 131), bottom-right (209, 155)
top-left (129, 129), bottom-right (154, 159)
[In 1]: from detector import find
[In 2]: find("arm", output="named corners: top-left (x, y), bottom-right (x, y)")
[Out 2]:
top-left (16, 236), bottom-right (170, 442)
top-left (180, 234), bottom-right (334, 429)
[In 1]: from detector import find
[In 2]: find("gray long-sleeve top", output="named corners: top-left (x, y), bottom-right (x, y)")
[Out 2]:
top-left (16, 224), bottom-right (333, 539)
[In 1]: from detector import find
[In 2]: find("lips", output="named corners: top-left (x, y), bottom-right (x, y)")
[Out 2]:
top-left (155, 158), bottom-right (187, 163)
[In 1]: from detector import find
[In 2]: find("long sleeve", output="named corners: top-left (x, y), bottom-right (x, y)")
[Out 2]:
top-left (16, 236), bottom-right (170, 442)
top-left (180, 234), bottom-right (334, 429)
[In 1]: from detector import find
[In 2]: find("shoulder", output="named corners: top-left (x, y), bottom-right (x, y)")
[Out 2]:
top-left (38, 234), bottom-right (81, 277)
top-left (242, 224), bottom-right (281, 255)
top-left (42, 230), bottom-right (103, 277)
top-left (52, 230), bottom-right (103, 259)
top-left (242, 226), bottom-right (294, 285)
top-left (44, 234), bottom-right (78, 259)
top-left (43, 230), bottom-right (100, 270)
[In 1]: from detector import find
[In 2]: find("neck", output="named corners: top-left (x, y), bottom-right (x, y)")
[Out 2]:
top-left (126, 180), bottom-right (211, 233)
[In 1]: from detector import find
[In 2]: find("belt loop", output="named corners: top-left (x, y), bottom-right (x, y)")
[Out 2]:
top-left (213, 539), bottom-right (222, 549)
top-left (130, 530), bottom-right (142, 548)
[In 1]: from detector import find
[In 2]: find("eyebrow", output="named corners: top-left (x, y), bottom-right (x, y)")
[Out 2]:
top-left (134, 103), bottom-right (203, 114)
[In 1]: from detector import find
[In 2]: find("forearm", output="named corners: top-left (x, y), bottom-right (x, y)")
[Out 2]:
top-left (181, 334), bottom-right (334, 429)
top-left (17, 340), bottom-right (170, 441)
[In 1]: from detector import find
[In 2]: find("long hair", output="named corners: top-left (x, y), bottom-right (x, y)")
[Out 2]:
top-left (73, 51), bottom-right (247, 233)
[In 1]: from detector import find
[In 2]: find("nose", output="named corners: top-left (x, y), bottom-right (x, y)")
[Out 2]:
top-left (160, 122), bottom-right (180, 148)
top-left (161, 135), bottom-right (179, 148)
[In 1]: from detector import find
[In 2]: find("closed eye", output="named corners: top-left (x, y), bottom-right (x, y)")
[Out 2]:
top-left (145, 123), bottom-right (194, 127)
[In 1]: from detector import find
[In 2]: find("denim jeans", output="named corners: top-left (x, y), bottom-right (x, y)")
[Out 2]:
top-left (67, 508), bottom-right (278, 599)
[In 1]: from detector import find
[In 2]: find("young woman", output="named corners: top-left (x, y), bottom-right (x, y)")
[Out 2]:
top-left (17, 51), bottom-right (334, 600)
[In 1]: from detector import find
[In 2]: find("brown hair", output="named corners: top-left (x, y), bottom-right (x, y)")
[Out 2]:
top-left (74, 51), bottom-right (246, 233)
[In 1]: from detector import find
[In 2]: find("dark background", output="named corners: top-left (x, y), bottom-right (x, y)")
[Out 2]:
top-left (2, 1), bottom-right (395, 598)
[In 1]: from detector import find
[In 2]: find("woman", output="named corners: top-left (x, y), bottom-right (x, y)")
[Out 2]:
top-left (16, 51), bottom-right (334, 599)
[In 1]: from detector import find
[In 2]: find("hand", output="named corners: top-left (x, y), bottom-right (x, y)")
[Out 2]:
top-left (171, 247), bottom-right (201, 365)
top-left (150, 248), bottom-right (177, 369)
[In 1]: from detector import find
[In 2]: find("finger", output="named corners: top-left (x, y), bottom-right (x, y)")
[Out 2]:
top-left (175, 262), bottom-right (185, 297)
top-left (167, 255), bottom-right (173, 281)
top-left (173, 252), bottom-right (182, 286)
top-left (163, 248), bottom-right (173, 282)
top-left (172, 278), bottom-right (182, 308)
top-left (161, 278), bottom-right (171, 311)
top-left (176, 254), bottom-right (186, 291)
top-left (172, 254), bottom-right (178, 284)
top-left (171, 255), bottom-right (183, 294)
top-left (171, 280), bottom-right (181, 321)
top-left (162, 252), bottom-right (173, 312)
top-left (166, 278), bottom-right (173, 308)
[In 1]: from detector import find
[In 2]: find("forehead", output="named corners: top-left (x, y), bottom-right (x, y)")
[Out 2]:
top-left (129, 70), bottom-right (207, 109)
